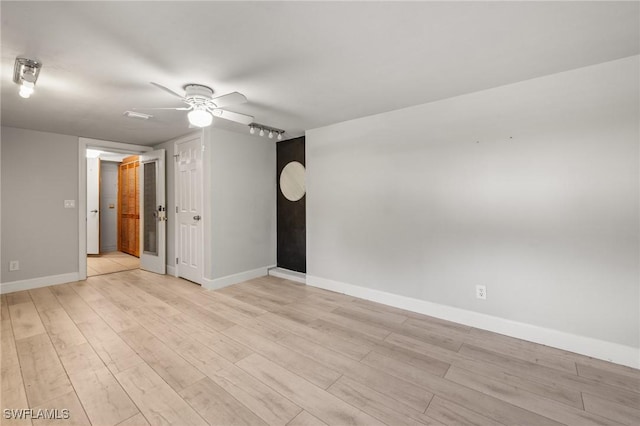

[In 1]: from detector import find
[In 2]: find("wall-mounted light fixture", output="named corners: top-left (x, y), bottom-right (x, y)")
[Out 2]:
top-left (13, 57), bottom-right (42, 99)
top-left (249, 123), bottom-right (284, 141)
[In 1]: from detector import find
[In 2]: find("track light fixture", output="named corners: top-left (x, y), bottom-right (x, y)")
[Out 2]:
top-left (248, 123), bottom-right (285, 141)
top-left (13, 57), bottom-right (42, 99)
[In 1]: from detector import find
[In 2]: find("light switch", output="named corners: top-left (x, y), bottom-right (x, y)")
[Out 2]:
top-left (64, 200), bottom-right (75, 208)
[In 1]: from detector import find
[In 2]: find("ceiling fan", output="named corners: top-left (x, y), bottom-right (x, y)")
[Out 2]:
top-left (137, 82), bottom-right (254, 128)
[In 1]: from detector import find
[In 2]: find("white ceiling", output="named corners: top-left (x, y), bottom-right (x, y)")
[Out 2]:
top-left (1, 1), bottom-right (638, 146)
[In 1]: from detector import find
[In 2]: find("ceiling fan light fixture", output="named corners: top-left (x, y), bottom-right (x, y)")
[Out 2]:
top-left (148, 82), bottom-right (253, 129)
top-left (188, 107), bottom-right (213, 127)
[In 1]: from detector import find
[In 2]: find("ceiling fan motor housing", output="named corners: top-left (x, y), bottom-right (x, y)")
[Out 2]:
top-left (184, 84), bottom-right (214, 105)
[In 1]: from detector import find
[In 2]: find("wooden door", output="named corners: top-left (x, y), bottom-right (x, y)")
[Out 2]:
top-left (118, 155), bottom-right (140, 257)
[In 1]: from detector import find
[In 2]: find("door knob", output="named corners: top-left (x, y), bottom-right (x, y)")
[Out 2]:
top-left (90, 210), bottom-right (98, 213)
top-left (193, 215), bottom-right (201, 221)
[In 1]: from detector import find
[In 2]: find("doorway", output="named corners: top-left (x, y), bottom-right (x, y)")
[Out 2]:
top-left (78, 138), bottom-right (152, 280)
top-left (86, 150), bottom-right (140, 276)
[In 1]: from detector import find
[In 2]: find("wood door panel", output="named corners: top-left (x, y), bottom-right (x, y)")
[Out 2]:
top-left (118, 156), bottom-right (139, 257)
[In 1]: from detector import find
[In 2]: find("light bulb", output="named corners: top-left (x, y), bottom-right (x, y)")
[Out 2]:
top-left (259, 129), bottom-right (264, 137)
top-left (19, 81), bottom-right (34, 98)
top-left (277, 132), bottom-right (283, 141)
top-left (268, 131), bottom-right (274, 139)
top-left (188, 107), bottom-right (213, 127)
top-left (249, 126), bottom-right (255, 134)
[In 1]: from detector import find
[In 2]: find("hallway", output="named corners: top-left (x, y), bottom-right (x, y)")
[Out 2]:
top-left (87, 251), bottom-right (139, 277)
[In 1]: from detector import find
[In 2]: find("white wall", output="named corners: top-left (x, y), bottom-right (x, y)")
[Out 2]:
top-left (1, 127), bottom-right (79, 284)
top-left (306, 56), bottom-right (639, 351)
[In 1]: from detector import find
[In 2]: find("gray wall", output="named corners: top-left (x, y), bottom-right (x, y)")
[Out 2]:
top-left (209, 127), bottom-right (276, 279)
top-left (306, 56), bottom-right (639, 348)
top-left (99, 161), bottom-right (119, 252)
top-left (1, 127), bottom-right (79, 282)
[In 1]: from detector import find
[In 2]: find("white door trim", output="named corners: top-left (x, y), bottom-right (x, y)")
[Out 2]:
top-left (78, 138), bottom-right (152, 280)
top-left (173, 132), bottom-right (206, 285)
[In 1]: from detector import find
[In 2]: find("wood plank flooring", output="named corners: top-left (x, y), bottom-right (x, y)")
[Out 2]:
top-left (1, 270), bottom-right (639, 425)
top-left (86, 252), bottom-right (139, 277)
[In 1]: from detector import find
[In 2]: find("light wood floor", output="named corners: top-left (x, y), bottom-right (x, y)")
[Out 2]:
top-left (1, 271), bottom-right (639, 426)
top-left (87, 252), bottom-right (139, 277)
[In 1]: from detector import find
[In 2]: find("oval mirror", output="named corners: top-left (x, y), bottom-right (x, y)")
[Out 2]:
top-left (280, 161), bottom-right (306, 202)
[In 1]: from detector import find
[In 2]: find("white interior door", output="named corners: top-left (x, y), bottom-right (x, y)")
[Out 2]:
top-left (175, 136), bottom-right (204, 284)
top-left (87, 157), bottom-right (100, 254)
top-left (139, 149), bottom-right (166, 274)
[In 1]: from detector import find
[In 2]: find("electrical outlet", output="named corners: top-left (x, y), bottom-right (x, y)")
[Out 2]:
top-left (9, 261), bottom-right (19, 271)
top-left (476, 285), bottom-right (486, 300)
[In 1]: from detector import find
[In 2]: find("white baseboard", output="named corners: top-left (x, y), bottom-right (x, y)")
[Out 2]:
top-left (166, 265), bottom-right (177, 277)
top-left (203, 265), bottom-right (275, 291)
top-left (0, 272), bottom-right (80, 294)
top-left (306, 275), bottom-right (640, 369)
top-left (268, 267), bottom-right (306, 284)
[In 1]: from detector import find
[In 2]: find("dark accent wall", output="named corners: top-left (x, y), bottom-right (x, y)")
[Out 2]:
top-left (277, 136), bottom-right (306, 273)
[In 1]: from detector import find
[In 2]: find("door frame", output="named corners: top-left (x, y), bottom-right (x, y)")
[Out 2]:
top-left (78, 138), bottom-right (152, 280)
top-left (173, 132), bottom-right (208, 285)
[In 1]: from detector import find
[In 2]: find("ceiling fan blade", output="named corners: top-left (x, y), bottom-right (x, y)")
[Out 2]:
top-left (211, 91), bottom-right (247, 108)
top-left (211, 109), bottom-right (254, 125)
top-left (133, 107), bottom-right (192, 111)
top-left (150, 82), bottom-right (184, 99)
